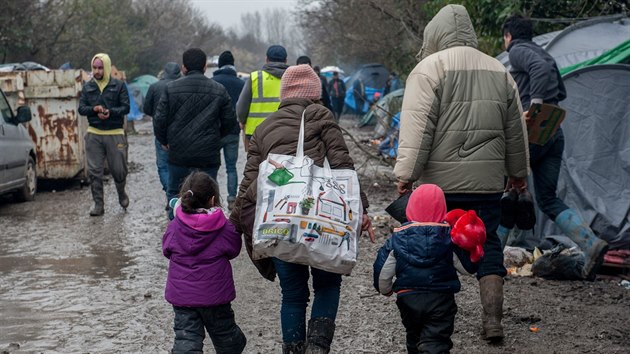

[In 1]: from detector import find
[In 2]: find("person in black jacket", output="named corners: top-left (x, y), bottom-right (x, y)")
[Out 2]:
top-left (143, 62), bottom-right (181, 208)
top-left (153, 48), bottom-right (237, 220)
top-left (78, 53), bottom-right (130, 216)
top-left (503, 14), bottom-right (608, 280)
top-left (212, 51), bottom-right (244, 211)
top-left (296, 56), bottom-right (332, 111)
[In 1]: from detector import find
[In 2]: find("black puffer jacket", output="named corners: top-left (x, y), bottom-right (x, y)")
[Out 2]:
top-left (213, 67), bottom-right (244, 135)
top-left (78, 78), bottom-right (130, 130)
top-left (143, 62), bottom-right (181, 117)
top-left (153, 71), bottom-right (237, 168)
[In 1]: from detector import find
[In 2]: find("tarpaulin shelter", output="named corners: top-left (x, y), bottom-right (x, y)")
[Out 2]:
top-left (535, 64), bottom-right (630, 249)
top-left (344, 63), bottom-right (389, 114)
top-left (128, 75), bottom-right (158, 120)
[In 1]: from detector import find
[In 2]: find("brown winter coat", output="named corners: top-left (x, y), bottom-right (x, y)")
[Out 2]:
top-left (230, 98), bottom-right (369, 281)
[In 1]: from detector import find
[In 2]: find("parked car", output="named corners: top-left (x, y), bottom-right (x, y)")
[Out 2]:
top-left (0, 88), bottom-right (36, 201)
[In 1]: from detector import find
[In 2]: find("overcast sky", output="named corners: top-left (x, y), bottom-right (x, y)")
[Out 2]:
top-left (190, 0), bottom-right (298, 30)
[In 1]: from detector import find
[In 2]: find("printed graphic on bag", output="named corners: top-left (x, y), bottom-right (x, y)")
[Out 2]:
top-left (257, 223), bottom-right (297, 243)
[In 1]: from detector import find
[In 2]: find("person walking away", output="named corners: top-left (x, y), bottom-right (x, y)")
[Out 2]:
top-left (78, 53), bottom-right (130, 216)
top-left (352, 77), bottom-right (366, 115)
top-left (143, 62), bottom-right (181, 211)
top-left (328, 71), bottom-right (346, 121)
top-left (236, 45), bottom-right (289, 151)
top-left (153, 48), bottom-right (237, 220)
top-left (296, 56), bottom-right (333, 112)
top-left (230, 64), bottom-right (375, 353)
top-left (394, 4), bottom-right (530, 342)
top-left (163, 171), bottom-right (246, 353)
top-left (212, 51), bottom-right (245, 211)
top-left (501, 14), bottom-right (608, 280)
top-left (374, 184), bottom-right (482, 353)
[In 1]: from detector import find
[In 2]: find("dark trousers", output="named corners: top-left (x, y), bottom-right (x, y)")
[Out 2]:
top-left (529, 128), bottom-right (569, 220)
top-left (86, 133), bottom-right (128, 205)
top-left (396, 292), bottom-right (457, 354)
top-left (446, 195), bottom-right (507, 279)
top-left (331, 97), bottom-right (344, 119)
top-left (172, 304), bottom-right (246, 354)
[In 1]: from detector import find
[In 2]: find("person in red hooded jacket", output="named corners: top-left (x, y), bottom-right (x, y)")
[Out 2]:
top-left (373, 184), bottom-right (484, 354)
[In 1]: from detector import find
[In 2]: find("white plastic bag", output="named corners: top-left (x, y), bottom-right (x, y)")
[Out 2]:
top-left (252, 111), bottom-right (362, 274)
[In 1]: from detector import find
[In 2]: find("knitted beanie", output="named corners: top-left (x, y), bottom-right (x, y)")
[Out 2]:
top-left (218, 51), bottom-right (234, 67)
top-left (405, 184), bottom-right (447, 223)
top-left (280, 64), bottom-right (322, 100)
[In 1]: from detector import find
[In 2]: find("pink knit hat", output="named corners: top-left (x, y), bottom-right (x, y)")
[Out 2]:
top-left (280, 64), bottom-right (322, 100)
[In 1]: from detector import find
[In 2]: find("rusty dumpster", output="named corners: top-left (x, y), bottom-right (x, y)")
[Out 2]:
top-left (0, 70), bottom-right (88, 180)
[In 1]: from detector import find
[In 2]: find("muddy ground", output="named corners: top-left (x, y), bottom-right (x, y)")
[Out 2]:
top-left (1, 117), bottom-right (628, 354)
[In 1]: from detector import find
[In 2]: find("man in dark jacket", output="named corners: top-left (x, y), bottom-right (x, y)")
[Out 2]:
top-left (154, 48), bottom-right (237, 219)
top-left (503, 14), bottom-right (608, 280)
top-left (328, 71), bottom-right (346, 121)
top-left (236, 45), bottom-right (289, 151)
top-left (212, 51), bottom-right (244, 211)
top-left (143, 62), bottom-right (181, 207)
top-left (296, 56), bottom-right (333, 112)
top-left (78, 53), bottom-right (130, 216)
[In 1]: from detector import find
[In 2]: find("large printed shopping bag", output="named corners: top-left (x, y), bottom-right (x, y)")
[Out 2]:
top-left (252, 111), bottom-right (363, 275)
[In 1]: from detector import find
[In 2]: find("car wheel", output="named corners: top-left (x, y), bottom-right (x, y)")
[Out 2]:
top-left (16, 157), bottom-right (37, 202)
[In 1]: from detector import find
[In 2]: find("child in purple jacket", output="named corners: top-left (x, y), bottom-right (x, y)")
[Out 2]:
top-left (163, 171), bottom-right (246, 353)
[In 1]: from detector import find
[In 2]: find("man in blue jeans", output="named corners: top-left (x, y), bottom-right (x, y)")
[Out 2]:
top-left (502, 14), bottom-right (608, 280)
top-left (143, 62), bottom-right (181, 209)
top-left (153, 48), bottom-right (237, 219)
top-left (212, 51), bottom-right (244, 211)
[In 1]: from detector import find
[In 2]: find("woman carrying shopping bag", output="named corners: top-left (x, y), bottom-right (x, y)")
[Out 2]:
top-left (230, 64), bottom-right (375, 354)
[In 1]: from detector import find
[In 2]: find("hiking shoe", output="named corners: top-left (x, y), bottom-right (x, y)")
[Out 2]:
top-left (515, 190), bottom-right (536, 230)
top-left (500, 189), bottom-right (518, 228)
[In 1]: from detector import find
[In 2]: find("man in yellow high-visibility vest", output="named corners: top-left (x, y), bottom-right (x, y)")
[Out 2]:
top-left (236, 45), bottom-right (289, 151)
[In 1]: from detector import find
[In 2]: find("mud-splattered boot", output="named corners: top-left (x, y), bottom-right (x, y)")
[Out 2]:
top-left (116, 182), bottom-right (129, 210)
top-left (305, 317), bottom-right (335, 354)
top-left (555, 209), bottom-right (609, 280)
top-left (282, 341), bottom-right (305, 354)
top-left (479, 275), bottom-right (504, 342)
top-left (89, 179), bottom-right (104, 216)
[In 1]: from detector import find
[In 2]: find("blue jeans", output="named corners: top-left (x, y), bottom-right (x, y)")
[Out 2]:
top-left (272, 258), bottom-right (342, 344)
top-left (445, 195), bottom-right (506, 279)
top-left (167, 164), bottom-right (219, 219)
top-left (529, 128), bottom-right (569, 221)
top-left (221, 134), bottom-right (239, 201)
top-left (155, 138), bottom-right (169, 201)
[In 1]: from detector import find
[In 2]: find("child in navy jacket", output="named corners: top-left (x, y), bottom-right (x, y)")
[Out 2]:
top-left (374, 184), bottom-right (484, 354)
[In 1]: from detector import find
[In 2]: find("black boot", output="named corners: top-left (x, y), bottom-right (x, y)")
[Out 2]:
top-left (89, 179), bottom-right (104, 216)
top-left (116, 182), bottom-right (129, 210)
top-left (305, 317), bottom-right (336, 354)
top-left (282, 341), bottom-right (305, 354)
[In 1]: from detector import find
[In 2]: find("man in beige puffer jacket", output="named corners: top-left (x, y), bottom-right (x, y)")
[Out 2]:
top-left (394, 4), bottom-right (529, 343)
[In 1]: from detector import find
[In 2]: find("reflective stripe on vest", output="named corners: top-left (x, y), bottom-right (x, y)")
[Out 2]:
top-left (245, 70), bottom-right (281, 135)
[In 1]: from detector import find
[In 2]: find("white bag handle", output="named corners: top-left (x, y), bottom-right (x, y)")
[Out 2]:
top-left (298, 108), bottom-right (334, 177)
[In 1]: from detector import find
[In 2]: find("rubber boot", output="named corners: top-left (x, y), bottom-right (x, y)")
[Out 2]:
top-left (554, 209), bottom-right (609, 280)
top-left (305, 317), bottom-right (336, 354)
top-left (89, 179), bottom-right (104, 216)
top-left (282, 341), bottom-right (305, 354)
top-left (479, 275), bottom-right (504, 342)
top-left (116, 182), bottom-right (129, 210)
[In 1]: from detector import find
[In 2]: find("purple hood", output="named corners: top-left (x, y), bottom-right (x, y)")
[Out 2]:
top-left (163, 208), bottom-right (242, 307)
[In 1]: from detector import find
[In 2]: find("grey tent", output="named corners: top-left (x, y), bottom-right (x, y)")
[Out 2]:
top-left (534, 64), bottom-right (630, 249)
top-left (499, 15), bottom-right (630, 69)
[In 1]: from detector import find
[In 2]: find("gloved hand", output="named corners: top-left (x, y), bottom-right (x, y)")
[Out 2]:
top-left (445, 209), bottom-right (486, 262)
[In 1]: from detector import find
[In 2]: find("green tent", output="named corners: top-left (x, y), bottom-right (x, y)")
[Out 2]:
top-left (130, 75), bottom-right (158, 97)
top-left (560, 39), bottom-right (630, 76)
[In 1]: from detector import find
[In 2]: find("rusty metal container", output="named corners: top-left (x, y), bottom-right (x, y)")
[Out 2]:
top-left (0, 70), bottom-right (87, 180)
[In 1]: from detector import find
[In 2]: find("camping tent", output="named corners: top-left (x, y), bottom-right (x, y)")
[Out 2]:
top-left (534, 64), bottom-right (630, 249)
top-left (498, 15), bottom-right (630, 70)
top-left (343, 63), bottom-right (390, 114)
top-left (359, 88), bottom-right (404, 133)
top-left (128, 75), bottom-right (158, 118)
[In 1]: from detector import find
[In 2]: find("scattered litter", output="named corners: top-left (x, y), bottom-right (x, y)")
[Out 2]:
top-left (620, 280), bottom-right (630, 289)
top-left (529, 325), bottom-right (540, 333)
top-left (504, 246), bottom-right (534, 276)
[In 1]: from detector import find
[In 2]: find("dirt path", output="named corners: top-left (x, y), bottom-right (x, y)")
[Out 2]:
top-left (0, 118), bottom-right (628, 353)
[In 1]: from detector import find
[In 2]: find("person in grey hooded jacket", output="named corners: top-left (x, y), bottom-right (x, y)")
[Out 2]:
top-left (143, 62), bottom-right (181, 209)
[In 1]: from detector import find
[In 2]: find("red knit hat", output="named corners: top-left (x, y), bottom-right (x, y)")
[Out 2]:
top-left (280, 64), bottom-right (322, 100)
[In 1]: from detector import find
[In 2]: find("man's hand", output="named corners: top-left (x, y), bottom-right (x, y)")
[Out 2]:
top-left (523, 110), bottom-right (532, 126)
top-left (506, 176), bottom-right (528, 193)
top-left (97, 109), bottom-right (110, 120)
top-left (361, 213), bottom-right (375, 243)
top-left (93, 105), bottom-right (105, 113)
top-left (396, 181), bottom-right (413, 196)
